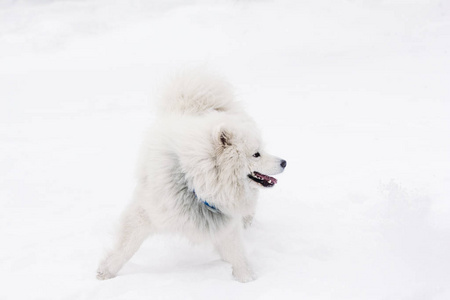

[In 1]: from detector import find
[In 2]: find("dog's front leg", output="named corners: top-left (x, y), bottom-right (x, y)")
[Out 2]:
top-left (214, 222), bottom-right (256, 283)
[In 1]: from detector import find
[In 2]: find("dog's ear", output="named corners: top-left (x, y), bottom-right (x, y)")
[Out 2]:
top-left (214, 125), bottom-right (233, 148)
top-left (220, 130), bottom-right (232, 147)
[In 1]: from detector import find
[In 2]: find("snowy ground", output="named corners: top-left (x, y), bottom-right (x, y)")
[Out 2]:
top-left (1, 0), bottom-right (450, 299)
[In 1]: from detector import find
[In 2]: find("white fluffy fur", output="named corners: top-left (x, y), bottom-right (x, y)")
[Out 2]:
top-left (157, 70), bottom-right (241, 115)
top-left (97, 70), bottom-right (286, 283)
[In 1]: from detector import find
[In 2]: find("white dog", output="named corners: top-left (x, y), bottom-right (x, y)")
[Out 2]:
top-left (97, 71), bottom-right (286, 283)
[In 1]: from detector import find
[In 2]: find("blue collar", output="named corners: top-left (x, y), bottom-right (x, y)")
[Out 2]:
top-left (192, 190), bottom-right (220, 213)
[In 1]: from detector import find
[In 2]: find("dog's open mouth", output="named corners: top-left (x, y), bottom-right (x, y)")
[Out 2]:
top-left (248, 171), bottom-right (278, 187)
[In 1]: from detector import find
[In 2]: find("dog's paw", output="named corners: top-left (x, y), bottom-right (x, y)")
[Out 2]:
top-left (96, 268), bottom-right (116, 280)
top-left (242, 215), bottom-right (254, 229)
top-left (232, 268), bottom-right (256, 283)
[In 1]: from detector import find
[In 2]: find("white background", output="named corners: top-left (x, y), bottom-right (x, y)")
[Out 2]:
top-left (1, 0), bottom-right (449, 299)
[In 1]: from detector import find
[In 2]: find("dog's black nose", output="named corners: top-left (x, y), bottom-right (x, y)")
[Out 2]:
top-left (280, 160), bottom-right (287, 169)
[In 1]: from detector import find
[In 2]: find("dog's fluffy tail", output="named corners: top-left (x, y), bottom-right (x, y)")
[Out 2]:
top-left (158, 69), bottom-right (238, 115)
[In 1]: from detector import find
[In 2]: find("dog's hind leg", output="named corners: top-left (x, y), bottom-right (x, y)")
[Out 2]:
top-left (97, 203), bottom-right (152, 280)
top-left (214, 222), bottom-right (256, 283)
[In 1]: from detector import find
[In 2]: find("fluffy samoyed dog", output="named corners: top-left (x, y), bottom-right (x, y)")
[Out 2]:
top-left (97, 71), bottom-right (286, 283)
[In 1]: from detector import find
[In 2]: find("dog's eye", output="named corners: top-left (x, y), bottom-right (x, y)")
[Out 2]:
top-left (253, 152), bottom-right (260, 158)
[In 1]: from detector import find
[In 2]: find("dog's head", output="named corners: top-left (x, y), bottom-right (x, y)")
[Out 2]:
top-left (178, 114), bottom-right (286, 214)
top-left (213, 120), bottom-right (286, 190)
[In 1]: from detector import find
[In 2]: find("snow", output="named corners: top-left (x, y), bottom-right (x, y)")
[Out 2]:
top-left (1, 0), bottom-right (449, 299)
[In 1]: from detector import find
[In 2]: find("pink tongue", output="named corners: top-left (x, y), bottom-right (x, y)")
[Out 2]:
top-left (255, 172), bottom-right (278, 184)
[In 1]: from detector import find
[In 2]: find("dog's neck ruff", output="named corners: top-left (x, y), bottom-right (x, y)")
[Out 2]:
top-left (192, 190), bottom-right (220, 213)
